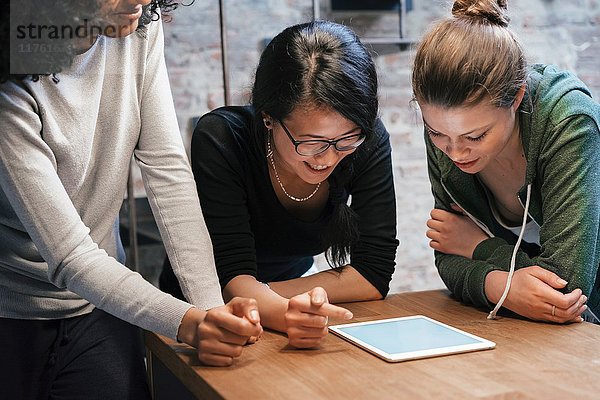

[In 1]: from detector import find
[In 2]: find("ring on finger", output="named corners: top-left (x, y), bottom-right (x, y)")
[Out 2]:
top-left (551, 305), bottom-right (556, 317)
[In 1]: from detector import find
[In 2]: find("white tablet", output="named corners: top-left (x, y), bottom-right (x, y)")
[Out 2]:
top-left (329, 315), bottom-right (495, 362)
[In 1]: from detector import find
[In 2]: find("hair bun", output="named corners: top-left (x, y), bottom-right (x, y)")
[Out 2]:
top-left (451, 0), bottom-right (510, 27)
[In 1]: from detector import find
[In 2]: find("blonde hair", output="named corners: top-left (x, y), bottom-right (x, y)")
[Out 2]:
top-left (412, 0), bottom-right (526, 108)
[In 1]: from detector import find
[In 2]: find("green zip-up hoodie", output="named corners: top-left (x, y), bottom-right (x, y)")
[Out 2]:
top-left (425, 64), bottom-right (600, 318)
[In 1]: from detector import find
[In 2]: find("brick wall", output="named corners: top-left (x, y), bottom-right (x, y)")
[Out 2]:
top-left (161, 0), bottom-right (600, 294)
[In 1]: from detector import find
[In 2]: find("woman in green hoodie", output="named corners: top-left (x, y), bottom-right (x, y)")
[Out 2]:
top-left (412, 0), bottom-right (600, 324)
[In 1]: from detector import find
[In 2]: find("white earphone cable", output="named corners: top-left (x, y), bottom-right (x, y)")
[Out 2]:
top-left (488, 183), bottom-right (532, 320)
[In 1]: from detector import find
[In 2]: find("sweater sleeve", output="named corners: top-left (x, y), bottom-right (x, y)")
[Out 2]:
top-left (349, 120), bottom-right (399, 297)
top-left (190, 114), bottom-right (258, 288)
top-left (0, 36), bottom-right (195, 339)
top-left (427, 115), bottom-right (600, 309)
top-left (135, 20), bottom-right (224, 310)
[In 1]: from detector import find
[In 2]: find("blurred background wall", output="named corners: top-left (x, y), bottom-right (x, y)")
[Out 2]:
top-left (130, 0), bottom-right (600, 294)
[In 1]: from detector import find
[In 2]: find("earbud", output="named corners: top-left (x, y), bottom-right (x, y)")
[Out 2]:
top-left (263, 119), bottom-right (272, 127)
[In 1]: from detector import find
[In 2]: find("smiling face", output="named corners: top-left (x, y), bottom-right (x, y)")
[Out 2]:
top-left (268, 104), bottom-right (362, 185)
top-left (98, 0), bottom-right (151, 38)
top-left (419, 95), bottom-right (524, 174)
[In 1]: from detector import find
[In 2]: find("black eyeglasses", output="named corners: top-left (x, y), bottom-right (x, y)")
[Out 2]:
top-left (277, 119), bottom-right (366, 156)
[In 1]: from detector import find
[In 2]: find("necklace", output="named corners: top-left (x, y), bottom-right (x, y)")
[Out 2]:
top-left (266, 133), bottom-right (321, 202)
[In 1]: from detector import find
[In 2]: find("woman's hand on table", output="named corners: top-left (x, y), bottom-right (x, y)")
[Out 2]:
top-left (485, 266), bottom-right (587, 323)
top-left (178, 297), bottom-right (263, 366)
top-left (285, 286), bottom-right (353, 348)
top-left (426, 205), bottom-right (488, 259)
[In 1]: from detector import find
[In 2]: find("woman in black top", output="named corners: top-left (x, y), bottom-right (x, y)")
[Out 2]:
top-left (162, 21), bottom-right (398, 348)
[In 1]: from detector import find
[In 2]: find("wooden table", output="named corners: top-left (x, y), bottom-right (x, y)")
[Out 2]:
top-left (145, 290), bottom-right (600, 399)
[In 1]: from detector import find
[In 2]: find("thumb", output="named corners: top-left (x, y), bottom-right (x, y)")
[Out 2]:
top-left (309, 286), bottom-right (328, 307)
top-left (529, 266), bottom-right (568, 289)
top-left (229, 297), bottom-right (261, 324)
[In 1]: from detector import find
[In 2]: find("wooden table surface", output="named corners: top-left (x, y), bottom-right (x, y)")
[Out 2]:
top-left (145, 290), bottom-right (600, 399)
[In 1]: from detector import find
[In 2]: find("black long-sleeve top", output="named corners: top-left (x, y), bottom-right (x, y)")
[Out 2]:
top-left (191, 106), bottom-right (398, 296)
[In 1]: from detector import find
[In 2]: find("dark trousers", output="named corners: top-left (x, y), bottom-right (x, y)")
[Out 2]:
top-left (0, 308), bottom-right (151, 400)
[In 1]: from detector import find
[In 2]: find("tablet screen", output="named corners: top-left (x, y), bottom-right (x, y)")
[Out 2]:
top-left (338, 317), bottom-right (480, 353)
top-left (330, 315), bottom-right (495, 362)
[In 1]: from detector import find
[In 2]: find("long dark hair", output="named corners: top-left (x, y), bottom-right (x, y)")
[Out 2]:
top-left (1, 0), bottom-right (188, 83)
top-left (251, 20), bottom-right (379, 267)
